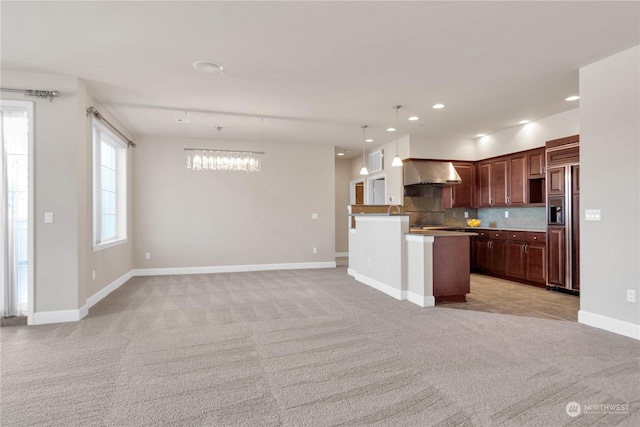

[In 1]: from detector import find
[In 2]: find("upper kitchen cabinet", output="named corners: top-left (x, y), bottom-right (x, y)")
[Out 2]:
top-left (527, 148), bottom-right (546, 178)
top-left (476, 154), bottom-right (526, 207)
top-left (442, 162), bottom-right (475, 208)
top-left (527, 148), bottom-right (546, 205)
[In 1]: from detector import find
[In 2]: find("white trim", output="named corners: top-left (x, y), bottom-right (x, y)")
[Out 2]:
top-left (356, 215), bottom-right (408, 222)
top-left (33, 309), bottom-right (84, 325)
top-left (32, 270), bottom-right (134, 325)
top-left (29, 263), bottom-right (338, 325)
top-left (366, 172), bottom-right (387, 205)
top-left (85, 270), bottom-right (134, 309)
top-left (133, 261), bottom-right (337, 277)
top-left (405, 234), bottom-right (435, 243)
top-left (335, 252), bottom-right (348, 257)
top-left (348, 268), bottom-right (404, 300)
top-left (93, 237), bottom-right (128, 252)
top-left (578, 310), bottom-right (640, 340)
top-left (406, 291), bottom-right (435, 308)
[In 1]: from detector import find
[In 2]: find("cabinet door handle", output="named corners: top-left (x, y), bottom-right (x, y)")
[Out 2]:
top-left (522, 244), bottom-right (526, 253)
top-left (525, 244), bottom-right (529, 254)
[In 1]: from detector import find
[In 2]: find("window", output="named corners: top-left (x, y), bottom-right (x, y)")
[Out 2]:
top-left (93, 119), bottom-right (127, 250)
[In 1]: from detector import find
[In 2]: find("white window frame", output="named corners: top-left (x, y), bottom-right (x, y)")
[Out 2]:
top-left (92, 118), bottom-right (127, 251)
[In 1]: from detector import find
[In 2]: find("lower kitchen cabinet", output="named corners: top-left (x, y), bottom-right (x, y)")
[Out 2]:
top-left (506, 240), bottom-right (527, 279)
top-left (473, 229), bottom-right (546, 286)
top-left (475, 231), bottom-right (506, 276)
top-left (525, 242), bottom-right (546, 284)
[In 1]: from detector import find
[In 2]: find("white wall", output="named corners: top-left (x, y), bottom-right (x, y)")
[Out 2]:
top-left (476, 109), bottom-right (579, 159)
top-left (579, 45), bottom-right (640, 339)
top-left (1, 70), bottom-right (135, 321)
top-left (408, 134), bottom-right (476, 161)
top-left (2, 70), bottom-right (80, 313)
top-left (133, 136), bottom-right (335, 269)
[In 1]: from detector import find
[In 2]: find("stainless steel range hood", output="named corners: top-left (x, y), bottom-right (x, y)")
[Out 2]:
top-left (403, 160), bottom-right (462, 185)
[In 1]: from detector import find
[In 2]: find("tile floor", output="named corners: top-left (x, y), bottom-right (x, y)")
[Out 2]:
top-left (443, 273), bottom-right (579, 322)
top-left (339, 257), bottom-right (579, 322)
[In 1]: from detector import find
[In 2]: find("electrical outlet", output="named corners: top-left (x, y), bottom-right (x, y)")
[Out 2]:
top-left (311, 213), bottom-right (319, 220)
top-left (585, 209), bottom-right (601, 221)
top-left (627, 289), bottom-right (636, 303)
top-left (145, 252), bottom-right (151, 259)
top-left (313, 247), bottom-right (317, 254)
top-left (464, 212), bottom-right (469, 218)
top-left (505, 211), bottom-right (509, 218)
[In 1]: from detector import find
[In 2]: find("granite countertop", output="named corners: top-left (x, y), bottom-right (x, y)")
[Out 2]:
top-left (465, 227), bottom-right (546, 233)
top-left (412, 226), bottom-right (546, 233)
top-left (348, 213), bottom-right (409, 216)
top-left (407, 230), bottom-right (478, 237)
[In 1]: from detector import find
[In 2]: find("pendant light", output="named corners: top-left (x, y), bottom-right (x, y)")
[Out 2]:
top-left (391, 105), bottom-right (403, 167)
top-left (359, 124), bottom-right (369, 175)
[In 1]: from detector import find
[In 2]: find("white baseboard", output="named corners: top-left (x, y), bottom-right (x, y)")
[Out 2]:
top-left (406, 291), bottom-right (435, 308)
top-left (86, 270), bottom-right (134, 310)
top-left (335, 252), bottom-right (348, 258)
top-left (132, 261), bottom-right (336, 277)
top-left (33, 309), bottom-right (84, 325)
top-left (578, 310), bottom-right (640, 340)
top-left (32, 270), bottom-right (135, 326)
top-left (348, 269), bottom-right (404, 300)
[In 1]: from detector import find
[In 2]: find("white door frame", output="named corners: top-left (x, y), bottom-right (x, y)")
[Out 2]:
top-left (366, 172), bottom-right (387, 205)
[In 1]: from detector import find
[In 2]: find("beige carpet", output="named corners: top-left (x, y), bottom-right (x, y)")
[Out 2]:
top-left (1, 266), bottom-right (639, 426)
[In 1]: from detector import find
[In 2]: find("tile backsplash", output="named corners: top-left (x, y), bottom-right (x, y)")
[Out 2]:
top-left (476, 207), bottom-right (546, 230)
top-left (444, 207), bottom-right (545, 230)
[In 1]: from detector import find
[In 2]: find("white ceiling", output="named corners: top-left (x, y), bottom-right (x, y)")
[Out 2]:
top-left (2, 1), bottom-right (639, 157)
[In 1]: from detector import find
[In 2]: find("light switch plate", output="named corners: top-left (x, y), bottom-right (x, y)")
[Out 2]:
top-left (585, 209), bottom-right (601, 221)
top-left (311, 213), bottom-right (319, 220)
top-left (44, 212), bottom-right (53, 223)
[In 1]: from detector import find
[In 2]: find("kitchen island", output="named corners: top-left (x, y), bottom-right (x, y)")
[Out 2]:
top-left (348, 214), bottom-right (475, 307)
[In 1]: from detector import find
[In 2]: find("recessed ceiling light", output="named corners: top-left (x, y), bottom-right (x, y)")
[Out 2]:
top-left (476, 133), bottom-right (486, 138)
top-left (408, 116), bottom-right (419, 121)
top-left (432, 103), bottom-right (445, 109)
top-left (386, 127), bottom-right (396, 132)
top-left (193, 60), bottom-right (224, 73)
top-left (175, 117), bottom-right (190, 123)
top-left (337, 152), bottom-right (345, 156)
top-left (366, 138), bottom-right (374, 142)
top-left (565, 95), bottom-right (580, 101)
top-left (519, 120), bottom-right (530, 124)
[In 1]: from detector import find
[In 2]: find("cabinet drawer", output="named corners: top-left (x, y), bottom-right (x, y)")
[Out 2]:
top-left (507, 231), bottom-right (526, 241)
top-left (525, 232), bottom-right (546, 243)
top-left (489, 231), bottom-right (506, 240)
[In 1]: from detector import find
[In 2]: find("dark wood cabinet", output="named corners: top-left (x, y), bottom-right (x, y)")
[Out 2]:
top-left (526, 241), bottom-right (547, 284)
top-left (477, 153), bottom-right (529, 207)
top-left (474, 229), bottom-right (546, 286)
top-left (443, 162), bottom-right (475, 208)
top-left (547, 226), bottom-right (566, 287)
top-left (508, 154), bottom-right (527, 205)
top-left (506, 240), bottom-right (527, 279)
top-left (493, 158), bottom-right (508, 206)
top-left (547, 167), bottom-right (565, 196)
top-left (475, 231), bottom-right (506, 275)
top-left (527, 148), bottom-right (545, 178)
top-left (478, 162), bottom-right (492, 207)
